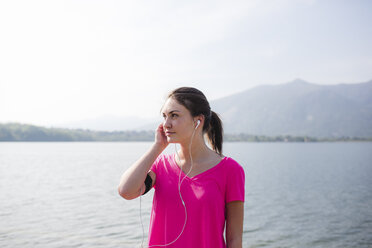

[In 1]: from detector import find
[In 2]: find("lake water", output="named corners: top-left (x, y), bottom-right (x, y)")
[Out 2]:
top-left (0, 142), bottom-right (371, 248)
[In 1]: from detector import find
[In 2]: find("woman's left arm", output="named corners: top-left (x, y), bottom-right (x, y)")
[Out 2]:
top-left (226, 201), bottom-right (244, 248)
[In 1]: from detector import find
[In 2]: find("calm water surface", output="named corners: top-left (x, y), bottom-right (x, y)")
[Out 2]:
top-left (0, 142), bottom-right (371, 247)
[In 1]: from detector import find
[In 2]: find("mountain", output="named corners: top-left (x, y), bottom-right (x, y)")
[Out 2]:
top-left (47, 79), bottom-right (372, 139)
top-left (2, 122), bottom-right (369, 142)
top-left (211, 79), bottom-right (372, 138)
top-left (0, 123), bottom-right (154, 141)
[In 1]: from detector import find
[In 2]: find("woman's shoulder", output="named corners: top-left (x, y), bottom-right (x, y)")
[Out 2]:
top-left (221, 156), bottom-right (244, 172)
top-left (153, 153), bottom-right (177, 169)
top-left (155, 153), bottom-right (173, 161)
top-left (222, 155), bottom-right (240, 165)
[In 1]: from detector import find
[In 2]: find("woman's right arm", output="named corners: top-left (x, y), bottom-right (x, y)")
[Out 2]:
top-left (118, 124), bottom-right (168, 200)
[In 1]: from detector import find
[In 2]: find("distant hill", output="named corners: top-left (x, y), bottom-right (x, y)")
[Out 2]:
top-left (1, 122), bottom-right (369, 142)
top-left (9, 79), bottom-right (372, 139)
top-left (0, 123), bottom-right (154, 141)
top-left (211, 79), bottom-right (372, 138)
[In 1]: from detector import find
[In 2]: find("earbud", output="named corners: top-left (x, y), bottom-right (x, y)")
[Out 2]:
top-left (195, 120), bottom-right (200, 129)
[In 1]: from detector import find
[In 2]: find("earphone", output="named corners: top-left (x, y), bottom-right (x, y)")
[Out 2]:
top-left (195, 120), bottom-right (200, 129)
top-left (139, 120), bottom-right (199, 247)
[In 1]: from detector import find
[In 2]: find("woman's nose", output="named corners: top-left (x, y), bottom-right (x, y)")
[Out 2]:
top-left (163, 118), bottom-right (171, 128)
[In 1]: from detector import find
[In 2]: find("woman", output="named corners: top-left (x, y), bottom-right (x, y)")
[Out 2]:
top-left (118, 87), bottom-right (245, 247)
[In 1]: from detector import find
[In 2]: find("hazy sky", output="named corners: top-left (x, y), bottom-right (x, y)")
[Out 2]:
top-left (1, 0), bottom-right (371, 126)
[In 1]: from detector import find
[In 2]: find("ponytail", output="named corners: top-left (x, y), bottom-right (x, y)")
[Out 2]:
top-left (206, 111), bottom-right (223, 156)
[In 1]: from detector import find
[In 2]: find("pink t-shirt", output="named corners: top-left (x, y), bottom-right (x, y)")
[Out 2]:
top-left (148, 153), bottom-right (245, 248)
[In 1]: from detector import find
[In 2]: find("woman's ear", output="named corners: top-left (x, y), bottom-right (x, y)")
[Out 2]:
top-left (194, 115), bottom-right (205, 128)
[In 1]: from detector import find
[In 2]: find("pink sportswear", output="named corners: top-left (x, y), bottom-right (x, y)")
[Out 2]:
top-left (148, 153), bottom-right (245, 247)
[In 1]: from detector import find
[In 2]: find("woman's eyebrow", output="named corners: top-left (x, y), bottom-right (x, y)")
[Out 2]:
top-left (162, 110), bottom-right (181, 115)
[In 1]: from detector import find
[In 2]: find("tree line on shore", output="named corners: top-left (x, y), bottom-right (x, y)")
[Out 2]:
top-left (0, 123), bottom-right (370, 142)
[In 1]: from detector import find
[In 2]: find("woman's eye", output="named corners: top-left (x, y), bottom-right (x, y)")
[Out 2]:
top-left (162, 113), bottom-right (178, 119)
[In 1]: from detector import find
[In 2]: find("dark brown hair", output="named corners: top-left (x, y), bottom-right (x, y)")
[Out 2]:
top-left (167, 87), bottom-right (223, 155)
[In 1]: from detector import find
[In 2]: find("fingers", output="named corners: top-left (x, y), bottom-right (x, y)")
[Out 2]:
top-left (157, 123), bottom-right (164, 132)
top-left (155, 123), bottom-right (167, 144)
top-left (156, 123), bottom-right (164, 135)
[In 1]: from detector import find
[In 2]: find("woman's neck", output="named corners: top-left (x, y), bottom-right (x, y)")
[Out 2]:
top-left (177, 135), bottom-right (212, 164)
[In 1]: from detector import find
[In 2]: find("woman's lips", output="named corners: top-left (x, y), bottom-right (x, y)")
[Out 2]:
top-left (165, 131), bottom-right (175, 136)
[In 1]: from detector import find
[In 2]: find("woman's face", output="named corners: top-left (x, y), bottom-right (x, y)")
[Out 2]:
top-left (161, 97), bottom-right (196, 144)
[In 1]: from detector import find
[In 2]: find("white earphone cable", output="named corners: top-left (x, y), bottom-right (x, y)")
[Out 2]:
top-left (140, 125), bottom-right (197, 247)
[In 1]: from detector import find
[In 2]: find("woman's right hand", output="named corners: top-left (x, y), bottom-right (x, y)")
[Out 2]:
top-left (118, 124), bottom-right (166, 200)
top-left (154, 123), bottom-right (169, 150)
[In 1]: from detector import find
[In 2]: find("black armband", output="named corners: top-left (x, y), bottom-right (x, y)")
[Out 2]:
top-left (143, 174), bottom-right (153, 195)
